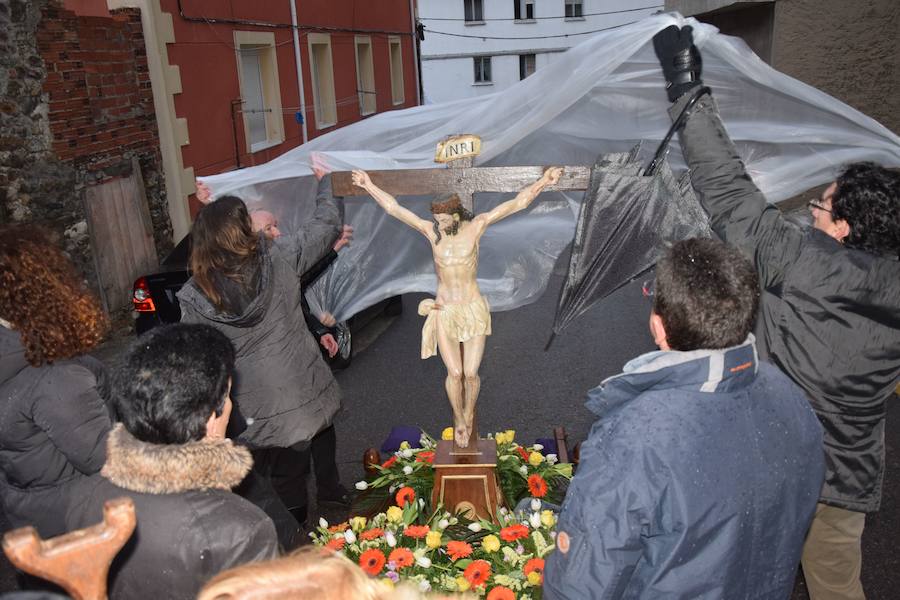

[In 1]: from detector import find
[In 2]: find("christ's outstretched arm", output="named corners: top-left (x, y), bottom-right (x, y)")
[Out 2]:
top-left (352, 170), bottom-right (433, 238)
top-left (479, 166), bottom-right (563, 227)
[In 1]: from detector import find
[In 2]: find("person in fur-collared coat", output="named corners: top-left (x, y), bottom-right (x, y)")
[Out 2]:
top-left (66, 324), bottom-right (278, 600)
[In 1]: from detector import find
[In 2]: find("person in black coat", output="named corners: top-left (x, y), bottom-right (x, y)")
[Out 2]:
top-left (65, 324), bottom-right (278, 600)
top-left (653, 25), bottom-right (900, 600)
top-left (0, 225), bottom-right (112, 539)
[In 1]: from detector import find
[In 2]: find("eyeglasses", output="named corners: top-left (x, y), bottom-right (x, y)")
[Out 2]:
top-left (807, 200), bottom-right (833, 215)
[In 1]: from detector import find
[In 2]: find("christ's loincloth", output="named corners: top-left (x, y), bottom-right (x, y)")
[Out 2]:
top-left (417, 296), bottom-right (492, 359)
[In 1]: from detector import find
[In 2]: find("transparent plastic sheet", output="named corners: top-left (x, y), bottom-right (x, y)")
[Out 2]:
top-left (201, 13), bottom-right (900, 322)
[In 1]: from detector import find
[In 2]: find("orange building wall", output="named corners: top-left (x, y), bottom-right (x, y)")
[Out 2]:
top-left (159, 0), bottom-right (418, 182)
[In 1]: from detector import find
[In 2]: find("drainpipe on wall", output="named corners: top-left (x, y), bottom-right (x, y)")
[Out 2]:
top-left (290, 0), bottom-right (309, 144)
top-left (409, 0), bottom-right (422, 105)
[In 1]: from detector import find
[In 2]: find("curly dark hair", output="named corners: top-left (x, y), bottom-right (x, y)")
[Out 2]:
top-left (831, 162), bottom-right (900, 258)
top-left (114, 323), bottom-right (236, 444)
top-left (653, 238), bottom-right (760, 351)
top-left (0, 225), bottom-right (108, 366)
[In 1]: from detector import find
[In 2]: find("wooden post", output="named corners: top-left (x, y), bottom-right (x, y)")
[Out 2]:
top-left (431, 438), bottom-right (502, 523)
top-left (2, 497), bottom-right (136, 600)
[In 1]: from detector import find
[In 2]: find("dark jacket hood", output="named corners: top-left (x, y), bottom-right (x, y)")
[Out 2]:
top-left (0, 325), bottom-right (28, 387)
top-left (101, 424), bottom-right (253, 493)
top-left (587, 335), bottom-right (759, 417)
top-left (177, 236), bottom-right (273, 328)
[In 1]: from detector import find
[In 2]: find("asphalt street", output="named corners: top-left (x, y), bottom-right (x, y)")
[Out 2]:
top-left (1, 269), bottom-right (897, 598)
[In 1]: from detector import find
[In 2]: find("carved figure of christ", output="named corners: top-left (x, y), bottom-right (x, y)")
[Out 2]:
top-left (350, 167), bottom-right (563, 448)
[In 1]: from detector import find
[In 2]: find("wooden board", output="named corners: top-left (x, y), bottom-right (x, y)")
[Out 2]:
top-left (84, 159), bottom-right (159, 313)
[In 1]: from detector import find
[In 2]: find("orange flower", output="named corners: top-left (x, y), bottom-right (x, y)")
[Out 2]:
top-left (415, 450), bottom-right (435, 463)
top-left (463, 560), bottom-right (492, 588)
top-left (403, 524), bottom-right (430, 539)
top-left (395, 486), bottom-right (416, 506)
top-left (360, 528), bottom-right (385, 541)
top-left (382, 455), bottom-right (398, 468)
top-left (524, 557), bottom-right (545, 583)
top-left (325, 537), bottom-right (345, 551)
top-left (388, 547), bottom-right (415, 569)
top-left (487, 586), bottom-right (516, 600)
top-left (446, 540), bottom-right (473, 561)
top-left (328, 522), bottom-right (349, 533)
top-left (527, 474), bottom-right (548, 498)
top-left (500, 524), bottom-right (529, 542)
top-left (516, 446), bottom-right (530, 461)
top-left (359, 549), bottom-right (386, 575)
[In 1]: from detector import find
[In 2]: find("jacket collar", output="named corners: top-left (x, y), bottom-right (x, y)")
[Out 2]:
top-left (101, 424), bottom-right (253, 494)
top-left (586, 335), bottom-right (759, 418)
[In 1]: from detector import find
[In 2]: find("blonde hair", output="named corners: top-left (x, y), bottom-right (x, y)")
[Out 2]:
top-left (197, 547), bottom-right (426, 600)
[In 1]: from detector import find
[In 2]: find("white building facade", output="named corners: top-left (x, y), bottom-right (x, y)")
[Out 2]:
top-left (418, 0), bottom-right (664, 102)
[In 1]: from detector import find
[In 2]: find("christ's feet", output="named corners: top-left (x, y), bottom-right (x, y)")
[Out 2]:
top-left (455, 425), bottom-right (471, 448)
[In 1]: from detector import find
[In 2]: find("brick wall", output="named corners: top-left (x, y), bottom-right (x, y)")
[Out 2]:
top-left (37, 2), bottom-right (173, 260)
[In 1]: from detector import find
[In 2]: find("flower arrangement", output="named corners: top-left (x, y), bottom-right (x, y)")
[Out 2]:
top-left (311, 429), bottom-right (573, 598)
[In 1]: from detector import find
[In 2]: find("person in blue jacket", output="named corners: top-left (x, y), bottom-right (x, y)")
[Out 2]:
top-left (544, 238), bottom-right (825, 599)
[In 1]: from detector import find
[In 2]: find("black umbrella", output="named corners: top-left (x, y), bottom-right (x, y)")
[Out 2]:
top-left (549, 88), bottom-right (714, 344)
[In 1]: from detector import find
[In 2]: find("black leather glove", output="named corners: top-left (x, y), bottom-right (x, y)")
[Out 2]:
top-left (653, 25), bottom-right (703, 102)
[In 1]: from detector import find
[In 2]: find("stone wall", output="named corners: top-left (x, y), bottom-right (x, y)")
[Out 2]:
top-left (0, 0), bottom-right (172, 300)
top-left (772, 0), bottom-right (899, 136)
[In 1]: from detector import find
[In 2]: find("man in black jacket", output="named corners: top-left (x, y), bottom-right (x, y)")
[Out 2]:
top-left (653, 25), bottom-right (900, 600)
top-left (66, 324), bottom-right (278, 600)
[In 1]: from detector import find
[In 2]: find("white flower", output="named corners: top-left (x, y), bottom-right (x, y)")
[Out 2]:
top-left (416, 555), bottom-right (432, 568)
top-left (385, 531), bottom-right (397, 547)
top-left (355, 481), bottom-right (368, 491)
top-left (519, 465), bottom-right (529, 476)
top-left (399, 449), bottom-right (414, 459)
top-left (418, 498), bottom-right (425, 508)
top-left (418, 579), bottom-right (432, 592)
top-left (344, 529), bottom-right (357, 544)
top-left (403, 465), bottom-right (413, 475)
top-left (546, 453), bottom-right (558, 465)
top-left (532, 443), bottom-right (544, 451)
top-left (319, 518), bottom-right (329, 529)
top-left (530, 498), bottom-right (541, 512)
top-left (529, 512), bottom-right (542, 529)
top-left (468, 522), bottom-right (482, 532)
top-left (438, 519), bottom-right (450, 530)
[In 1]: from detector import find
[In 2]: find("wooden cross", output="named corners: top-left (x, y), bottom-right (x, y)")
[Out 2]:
top-left (3, 497), bottom-right (136, 600)
top-left (331, 134), bottom-right (590, 211)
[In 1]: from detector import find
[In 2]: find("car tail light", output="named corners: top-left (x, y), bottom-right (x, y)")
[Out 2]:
top-left (132, 277), bottom-right (156, 312)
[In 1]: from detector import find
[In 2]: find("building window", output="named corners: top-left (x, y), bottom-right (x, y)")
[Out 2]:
top-left (355, 36), bottom-right (376, 115)
top-left (308, 33), bottom-right (337, 129)
top-left (464, 0), bottom-right (484, 22)
top-left (234, 31), bottom-right (284, 152)
top-left (519, 54), bottom-right (536, 80)
top-left (389, 36), bottom-right (405, 105)
top-left (514, 0), bottom-right (535, 21)
top-left (474, 56), bottom-right (491, 84)
top-left (565, 0), bottom-right (583, 18)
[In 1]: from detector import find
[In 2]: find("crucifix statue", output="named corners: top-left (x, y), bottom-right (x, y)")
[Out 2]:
top-left (333, 136), bottom-right (589, 449)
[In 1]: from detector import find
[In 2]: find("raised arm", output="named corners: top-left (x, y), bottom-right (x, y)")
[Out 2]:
top-left (480, 167), bottom-right (562, 227)
top-left (352, 170), bottom-right (433, 237)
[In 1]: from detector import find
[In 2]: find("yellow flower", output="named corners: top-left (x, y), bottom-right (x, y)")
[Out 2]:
top-left (441, 427), bottom-right (454, 441)
top-left (481, 534), bottom-right (501, 553)
top-left (386, 506), bottom-right (403, 523)
top-left (456, 576), bottom-right (471, 592)
top-left (504, 429), bottom-right (515, 443)
top-left (399, 441), bottom-right (410, 450)
top-left (540, 510), bottom-right (555, 528)
top-left (350, 516), bottom-right (367, 532)
top-left (380, 578), bottom-right (395, 589)
top-left (529, 451), bottom-right (544, 466)
top-left (494, 431), bottom-right (507, 444)
top-left (527, 571), bottom-right (542, 586)
top-left (426, 530), bottom-right (443, 549)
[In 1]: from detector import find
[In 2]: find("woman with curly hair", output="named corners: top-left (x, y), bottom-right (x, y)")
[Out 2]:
top-left (0, 225), bottom-right (112, 537)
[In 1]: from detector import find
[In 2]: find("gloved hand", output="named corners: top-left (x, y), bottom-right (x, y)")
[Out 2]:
top-left (653, 25), bottom-right (703, 102)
